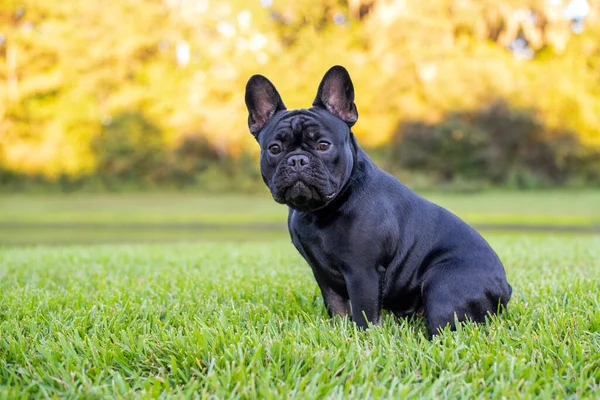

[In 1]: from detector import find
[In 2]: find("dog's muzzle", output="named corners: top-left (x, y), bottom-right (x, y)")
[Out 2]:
top-left (269, 154), bottom-right (336, 211)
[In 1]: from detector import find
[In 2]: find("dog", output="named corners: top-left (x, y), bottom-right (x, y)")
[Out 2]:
top-left (244, 65), bottom-right (512, 337)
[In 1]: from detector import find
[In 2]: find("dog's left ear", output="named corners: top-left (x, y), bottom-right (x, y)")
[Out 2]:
top-left (312, 65), bottom-right (358, 127)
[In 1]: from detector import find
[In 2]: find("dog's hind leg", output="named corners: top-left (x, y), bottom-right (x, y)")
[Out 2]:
top-left (421, 261), bottom-right (511, 338)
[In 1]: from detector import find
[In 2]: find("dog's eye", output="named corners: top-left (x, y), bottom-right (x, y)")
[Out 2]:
top-left (268, 144), bottom-right (281, 155)
top-left (317, 141), bottom-right (331, 151)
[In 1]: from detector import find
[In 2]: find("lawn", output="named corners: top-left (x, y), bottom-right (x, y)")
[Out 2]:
top-left (1, 191), bottom-right (599, 226)
top-left (1, 235), bottom-right (599, 398)
top-left (0, 191), bottom-right (599, 245)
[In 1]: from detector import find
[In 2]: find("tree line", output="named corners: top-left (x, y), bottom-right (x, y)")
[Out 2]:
top-left (1, 0), bottom-right (599, 191)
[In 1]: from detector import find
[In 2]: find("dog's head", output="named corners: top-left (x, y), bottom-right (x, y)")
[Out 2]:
top-left (244, 66), bottom-right (359, 211)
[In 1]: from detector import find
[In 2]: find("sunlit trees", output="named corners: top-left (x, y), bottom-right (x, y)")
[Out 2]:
top-left (0, 0), bottom-right (598, 187)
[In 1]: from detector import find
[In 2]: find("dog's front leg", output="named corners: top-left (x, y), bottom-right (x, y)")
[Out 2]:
top-left (344, 269), bottom-right (382, 328)
top-left (311, 269), bottom-right (351, 318)
top-left (321, 286), bottom-right (351, 318)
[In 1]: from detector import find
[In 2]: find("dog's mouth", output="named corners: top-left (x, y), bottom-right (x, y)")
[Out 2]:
top-left (285, 181), bottom-right (312, 207)
top-left (274, 180), bottom-right (336, 211)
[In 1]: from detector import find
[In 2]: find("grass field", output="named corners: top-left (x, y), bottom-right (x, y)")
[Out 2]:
top-left (1, 192), bottom-right (599, 397)
top-left (1, 191), bottom-right (599, 245)
top-left (1, 191), bottom-right (599, 225)
top-left (1, 235), bottom-right (599, 398)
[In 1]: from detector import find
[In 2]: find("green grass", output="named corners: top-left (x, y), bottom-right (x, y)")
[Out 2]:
top-left (1, 191), bottom-right (599, 245)
top-left (1, 234), bottom-right (599, 398)
top-left (1, 191), bottom-right (599, 226)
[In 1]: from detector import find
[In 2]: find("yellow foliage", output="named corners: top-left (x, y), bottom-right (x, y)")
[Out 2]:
top-left (1, 0), bottom-right (599, 177)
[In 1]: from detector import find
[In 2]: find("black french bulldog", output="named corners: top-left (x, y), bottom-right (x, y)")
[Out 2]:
top-left (245, 65), bottom-right (512, 337)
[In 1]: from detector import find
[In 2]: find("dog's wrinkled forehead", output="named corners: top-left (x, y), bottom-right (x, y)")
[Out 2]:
top-left (274, 114), bottom-right (318, 141)
top-left (278, 114), bottom-right (310, 137)
top-left (290, 114), bottom-right (305, 134)
top-left (260, 108), bottom-right (347, 144)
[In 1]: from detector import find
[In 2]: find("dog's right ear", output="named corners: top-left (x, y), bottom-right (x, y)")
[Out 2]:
top-left (245, 75), bottom-right (286, 136)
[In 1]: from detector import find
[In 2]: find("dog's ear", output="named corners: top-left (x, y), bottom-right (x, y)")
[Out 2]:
top-left (245, 75), bottom-right (286, 136)
top-left (312, 65), bottom-right (358, 127)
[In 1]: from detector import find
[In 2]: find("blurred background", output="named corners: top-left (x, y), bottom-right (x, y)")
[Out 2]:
top-left (0, 0), bottom-right (599, 244)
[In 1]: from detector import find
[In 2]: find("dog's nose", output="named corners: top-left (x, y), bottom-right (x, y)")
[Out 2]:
top-left (287, 154), bottom-right (309, 170)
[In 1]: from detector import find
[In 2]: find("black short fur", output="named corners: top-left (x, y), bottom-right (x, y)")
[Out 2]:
top-left (245, 65), bottom-right (512, 337)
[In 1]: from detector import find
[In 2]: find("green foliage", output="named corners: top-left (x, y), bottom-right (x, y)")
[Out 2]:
top-left (167, 134), bottom-right (220, 186)
top-left (87, 114), bottom-right (260, 191)
top-left (91, 112), bottom-right (167, 188)
top-left (1, 235), bottom-right (599, 397)
top-left (390, 101), bottom-right (600, 189)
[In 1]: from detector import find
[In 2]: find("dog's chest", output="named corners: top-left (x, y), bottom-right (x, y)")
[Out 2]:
top-left (290, 214), bottom-right (347, 287)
